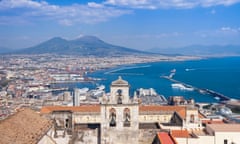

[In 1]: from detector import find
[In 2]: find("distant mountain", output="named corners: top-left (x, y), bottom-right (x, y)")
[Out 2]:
top-left (15, 36), bottom-right (149, 56)
top-left (150, 45), bottom-right (240, 56)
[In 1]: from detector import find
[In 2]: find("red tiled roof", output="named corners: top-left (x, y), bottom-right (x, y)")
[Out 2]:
top-left (139, 105), bottom-right (186, 119)
top-left (139, 105), bottom-right (186, 112)
top-left (0, 109), bottom-right (52, 144)
top-left (158, 132), bottom-right (176, 144)
top-left (202, 119), bottom-right (224, 124)
top-left (171, 130), bottom-right (190, 138)
top-left (40, 105), bottom-right (101, 114)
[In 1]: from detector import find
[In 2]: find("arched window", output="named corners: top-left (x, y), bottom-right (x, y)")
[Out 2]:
top-left (117, 89), bottom-right (123, 104)
top-left (65, 119), bottom-right (69, 128)
top-left (123, 108), bottom-right (130, 127)
top-left (117, 89), bottom-right (122, 96)
top-left (109, 108), bottom-right (116, 127)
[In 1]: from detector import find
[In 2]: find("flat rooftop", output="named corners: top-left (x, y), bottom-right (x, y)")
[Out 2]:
top-left (207, 124), bottom-right (240, 132)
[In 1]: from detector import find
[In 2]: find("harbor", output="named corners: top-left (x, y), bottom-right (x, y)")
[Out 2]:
top-left (161, 75), bottom-right (231, 102)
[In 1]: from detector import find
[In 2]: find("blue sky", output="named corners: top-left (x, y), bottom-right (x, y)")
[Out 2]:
top-left (0, 0), bottom-right (240, 50)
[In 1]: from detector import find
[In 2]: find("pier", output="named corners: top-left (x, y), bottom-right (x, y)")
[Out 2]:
top-left (161, 76), bottom-right (231, 101)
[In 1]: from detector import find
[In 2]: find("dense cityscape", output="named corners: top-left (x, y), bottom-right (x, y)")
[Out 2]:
top-left (1, 0), bottom-right (240, 143)
top-left (0, 54), bottom-right (240, 144)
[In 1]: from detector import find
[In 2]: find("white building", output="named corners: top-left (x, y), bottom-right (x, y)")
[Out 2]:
top-left (206, 124), bottom-right (240, 144)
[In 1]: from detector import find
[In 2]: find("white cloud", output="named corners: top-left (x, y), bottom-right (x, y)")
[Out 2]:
top-left (104, 0), bottom-right (240, 9)
top-left (0, 0), bottom-right (131, 25)
top-left (220, 27), bottom-right (240, 33)
top-left (87, 2), bottom-right (104, 8)
top-left (0, 0), bottom-right (45, 9)
top-left (194, 27), bottom-right (240, 38)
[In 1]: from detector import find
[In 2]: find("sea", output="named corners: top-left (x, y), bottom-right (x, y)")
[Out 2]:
top-left (74, 56), bottom-right (240, 103)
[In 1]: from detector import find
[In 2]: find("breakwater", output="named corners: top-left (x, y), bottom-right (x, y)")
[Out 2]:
top-left (161, 76), bottom-right (231, 102)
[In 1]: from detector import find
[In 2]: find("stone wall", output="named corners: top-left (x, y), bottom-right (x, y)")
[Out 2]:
top-left (139, 114), bottom-right (173, 123)
top-left (101, 104), bottom-right (139, 144)
top-left (73, 112), bottom-right (101, 124)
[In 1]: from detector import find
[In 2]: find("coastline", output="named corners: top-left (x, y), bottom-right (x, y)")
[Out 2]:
top-left (86, 56), bottom-right (240, 103)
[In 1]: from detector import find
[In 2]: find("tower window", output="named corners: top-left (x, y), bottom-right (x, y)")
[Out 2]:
top-left (117, 96), bottom-right (122, 104)
top-left (65, 119), bottom-right (69, 128)
top-left (109, 108), bottom-right (116, 127)
top-left (117, 89), bottom-right (123, 104)
top-left (124, 108), bottom-right (131, 127)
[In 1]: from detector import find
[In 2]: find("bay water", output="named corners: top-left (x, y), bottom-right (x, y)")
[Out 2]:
top-left (83, 56), bottom-right (240, 103)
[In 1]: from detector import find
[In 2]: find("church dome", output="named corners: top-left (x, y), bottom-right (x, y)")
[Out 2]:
top-left (111, 76), bottom-right (129, 86)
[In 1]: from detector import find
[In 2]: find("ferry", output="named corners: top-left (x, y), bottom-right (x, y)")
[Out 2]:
top-left (171, 83), bottom-right (194, 91)
top-left (171, 69), bottom-right (176, 73)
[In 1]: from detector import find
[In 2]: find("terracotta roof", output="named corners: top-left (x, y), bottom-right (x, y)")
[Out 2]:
top-left (139, 105), bottom-right (186, 119)
top-left (171, 130), bottom-right (190, 138)
top-left (0, 108), bottom-right (52, 144)
top-left (202, 119), bottom-right (224, 124)
top-left (158, 132), bottom-right (176, 144)
top-left (207, 124), bottom-right (240, 132)
top-left (40, 105), bottom-right (101, 114)
top-left (176, 108), bottom-right (186, 119)
top-left (139, 105), bottom-right (186, 112)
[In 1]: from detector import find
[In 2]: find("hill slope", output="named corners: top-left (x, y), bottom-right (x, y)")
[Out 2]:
top-left (16, 36), bottom-right (148, 56)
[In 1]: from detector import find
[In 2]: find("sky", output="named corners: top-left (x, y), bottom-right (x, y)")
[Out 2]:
top-left (0, 0), bottom-right (240, 51)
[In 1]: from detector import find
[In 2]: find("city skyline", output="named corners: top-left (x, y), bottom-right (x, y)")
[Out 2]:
top-left (0, 0), bottom-right (240, 50)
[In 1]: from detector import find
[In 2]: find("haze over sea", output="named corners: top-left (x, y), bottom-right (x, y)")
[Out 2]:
top-left (82, 57), bottom-right (240, 103)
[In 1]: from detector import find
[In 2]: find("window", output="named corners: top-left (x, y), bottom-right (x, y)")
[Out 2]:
top-left (65, 119), bottom-right (69, 128)
top-left (117, 96), bottom-right (122, 104)
top-left (117, 89), bottom-right (123, 104)
top-left (190, 114), bottom-right (195, 123)
top-left (224, 139), bottom-right (228, 144)
top-left (123, 108), bottom-right (130, 127)
top-left (109, 108), bottom-right (116, 127)
top-left (117, 89), bottom-right (122, 96)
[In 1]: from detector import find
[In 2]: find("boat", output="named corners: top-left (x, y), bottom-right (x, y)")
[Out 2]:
top-left (171, 83), bottom-right (194, 91)
top-left (97, 85), bottom-right (105, 90)
top-left (185, 68), bottom-right (195, 71)
top-left (171, 69), bottom-right (176, 73)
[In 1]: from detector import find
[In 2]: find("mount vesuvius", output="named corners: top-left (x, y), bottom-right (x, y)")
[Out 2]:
top-left (15, 36), bottom-right (149, 56)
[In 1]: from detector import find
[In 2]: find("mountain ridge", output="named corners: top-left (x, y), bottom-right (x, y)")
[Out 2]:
top-left (13, 36), bottom-right (149, 56)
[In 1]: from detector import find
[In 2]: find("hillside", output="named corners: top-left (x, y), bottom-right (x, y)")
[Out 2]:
top-left (16, 36), bottom-right (149, 56)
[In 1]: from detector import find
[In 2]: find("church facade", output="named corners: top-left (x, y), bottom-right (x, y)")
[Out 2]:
top-left (40, 76), bottom-right (202, 144)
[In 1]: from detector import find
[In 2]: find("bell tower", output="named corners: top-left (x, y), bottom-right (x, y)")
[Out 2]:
top-left (110, 76), bottom-right (130, 104)
top-left (101, 76), bottom-right (139, 144)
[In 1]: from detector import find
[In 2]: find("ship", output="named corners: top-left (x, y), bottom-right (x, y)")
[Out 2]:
top-left (171, 83), bottom-right (194, 91)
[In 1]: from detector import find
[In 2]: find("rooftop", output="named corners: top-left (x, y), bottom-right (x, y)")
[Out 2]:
top-left (0, 108), bottom-right (52, 144)
top-left (111, 76), bottom-right (129, 86)
top-left (207, 124), bottom-right (240, 132)
top-left (40, 105), bottom-right (101, 114)
top-left (171, 130), bottom-right (190, 138)
top-left (139, 105), bottom-right (186, 119)
top-left (158, 132), bottom-right (177, 144)
top-left (202, 119), bottom-right (225, 125)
